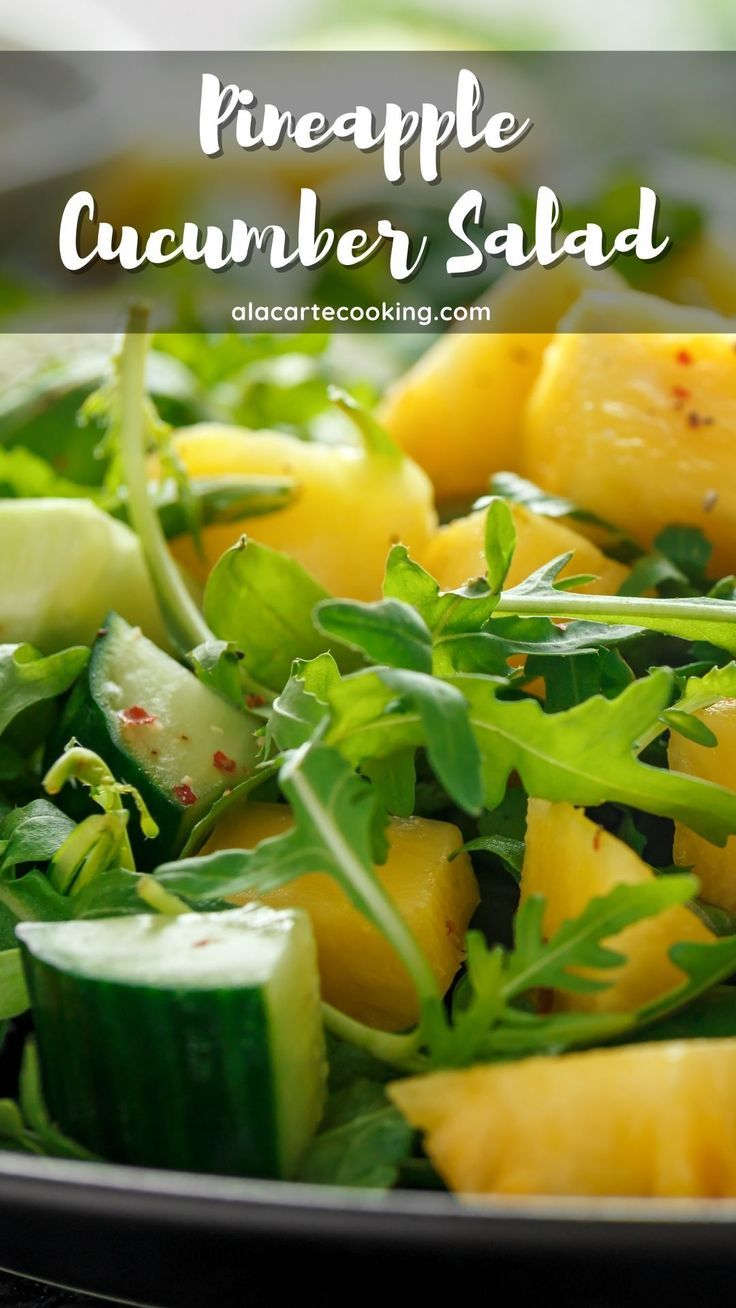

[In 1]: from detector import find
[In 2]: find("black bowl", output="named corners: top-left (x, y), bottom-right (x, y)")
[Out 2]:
top-left (1, 1153), bottom-right (736, 1307)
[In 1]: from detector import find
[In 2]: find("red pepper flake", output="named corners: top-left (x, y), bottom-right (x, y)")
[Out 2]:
top-left (687, 411), bottom-right (715, 429)
top-left (119, 705), bottom-right (156, 726)
top-left (676, 348), bottom-right (693, 366)
top-left (445, 920), bottom-right (457, 937)
top-left (173, 782), bottom-right (198, 807)
top-left (246, 693), bottom-right (266, 709)
top-left (593, 828), bottom-right (603, 851)
top-left (192, 938), bottom-right (213, 949)
top-left (672, 384), bottom-right (690, 400)
top-left (213, 750), bottom-right (237, 774)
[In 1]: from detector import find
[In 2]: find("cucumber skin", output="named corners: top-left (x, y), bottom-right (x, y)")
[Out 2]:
top-left (22, 950), bottom-right (282, 1177)
top-left (48, 676), bottom-right (193, 870)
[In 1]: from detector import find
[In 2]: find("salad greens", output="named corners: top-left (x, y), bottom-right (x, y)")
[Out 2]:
top-left (0, 312), bottom-right (735, 1189)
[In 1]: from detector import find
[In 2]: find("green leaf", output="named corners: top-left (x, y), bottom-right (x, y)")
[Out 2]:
top-left (454, 669), bottom-right (736, 842)
top-left (18, 1039), bottom-right (98, 1160)
top-left (0, 872), bottom-right (72, 923)
top-left (375, 669), bottom-right (482, 815)
top-left (0, 949), bottom-right (29, 1019)
top-left (328, 386), bottom-right (401, 463)
top-left (383, 545), bottom-right (498, 637)
top-left (634, 935), bottom-right (736, 1031)
top-left (188, 639), bottom-right (246, 708)
top-left (327, 667), bottom-right (483, 815)
top-left (315, 598), bottom-right (433, 674)
top-left (156, 742), bottom-right (443, 1030)
top-left (299, 1078), bottom-right (413, 1188)
top-left (0, 644), bottom-right (89, 735)
top-left (503, 876), bottom-right (698, 1000)
top-left (487, 471), bottom-right (628, 542)
top-left (627, 986), bottom-right (736, 1043)
top-left (204, 536), bottom-right (347, 692)
top-left (455, 834), bottom-right (525, 879)
top-left (655, 524), bottom-right (712, 586)
top-left (362, 749), bottom-right (416, 818)
top-left (267, 654), bottom-right (338, 753)
top-left (497, 570), bottom-right (736, 656)
top-left (0, 800), bottom-right (75, 875)
top-left (434, 615), bottom-right (638, 680)
top-left (483, 497), bottom-right (516, 593)
top-left (661, 709), bottom-right (718, 747)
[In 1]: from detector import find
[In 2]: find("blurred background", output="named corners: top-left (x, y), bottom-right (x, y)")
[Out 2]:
top-left (0, 0), bottom-right (736, 51)
top-left (1, 0), bottom-right (736, 470)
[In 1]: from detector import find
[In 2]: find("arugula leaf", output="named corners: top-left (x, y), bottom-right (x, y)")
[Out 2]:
top-left (453, 670), bottom-right (736, 842)
top-left (179, 763), bottom-right (281, 858)
top-left (267, 654), bottom-right (338, 753)
top-left (115, 316), bottom-right (211, 655)
top-left (637, 660), bottom-right (736, 752)
top-left (483, 497), bottom-right (516, 593)
top-left (328, 386), bottom-right (401, 463)
top-left (156, 741), bottom-right (443, 1026)
top-left (0, 872), bottom-right (72, 924)
top-left (503, 877), bottom-right (698, 999)
top-left (0, 800), bottom-right (75, 875)
top-left (0, 644), bottom-right (89, 735)
top-left (633, 935), bottom-right (736, 1031)
top-left (187, 639), bottom-right (247, 708)
top-left (362, 750), bottom-right (416, 818)
top-left (315, 598), bottom-right (433, 674)
top-left (626, 986), bottom-right (736, 1043)
top-left (496, 562), bottom-right (736, 655)
top-left (327, 667), bottom-right (483, 815)
top-left (204, 536), bottom-right (352, 692)
top-left (383, 545), bottom-right (498, 637)
top-left (299, 1078), bottom-right (413, 1188)
top-left (456, 835), bottom-right (525, 879)
top-left (488, 471), bottom-right (628, 540)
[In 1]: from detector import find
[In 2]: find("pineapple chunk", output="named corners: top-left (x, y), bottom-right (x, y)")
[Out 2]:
top-left (522, 298), bottom-right (736, 575)
top-left (670, 698), bottom-right (736, 913)
top-left (378, 262), bottom-right (624, 504)
top-left (389, 1039), bottom-right (736, 1197)
top-left (420, 502), bottom-right (629, 596)
top-left (203, 802), bottom-right (479, 1031)
top-left (167, 425), bottom-right (436, 598)
top-left (520, 800), bottom-right (712, 1012)
top-left (646, 227), bottom-right (736, 319)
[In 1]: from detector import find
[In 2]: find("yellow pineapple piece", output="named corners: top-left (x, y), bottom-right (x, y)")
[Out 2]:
top-left (420, 502), bottom-right (629, 596)
top-left (646, 227), bottom-right (736, 319)
top-left (378, 262), bottom-right (624, 504)
top-left (670, 698), bottom-right (736, 914)
top-left (389, 1039), bottom-right (736, 1197)
top-left (166, 425), bottom-right (436, 598)
top-left (521, 295), bottom-right (736, 575)
top-left (203, 802), bottom-right (479, 1031)
top-left (520, 800), bottom-right (712, 1012)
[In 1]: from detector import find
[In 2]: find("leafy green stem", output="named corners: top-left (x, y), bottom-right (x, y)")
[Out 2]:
top-left (321, 1003), bottom-right (427, 1072)
top-left (496, 583), bottom-right (736, 655)
top-left (117, 306), bottom-right (210, 654)
top-left (284, 750), bottom-right (443, 1021)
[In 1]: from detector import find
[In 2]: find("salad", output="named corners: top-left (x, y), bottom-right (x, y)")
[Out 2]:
top-left (0, 263), bottom-right (735, 1201)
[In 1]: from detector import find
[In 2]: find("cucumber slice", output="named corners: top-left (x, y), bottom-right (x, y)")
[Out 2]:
top-left (55, 613), bottom-right (260, 863)
top-left (0, 499), bottom-right (167, 652)
top-left (18, 903), bottom-right (326, 1177)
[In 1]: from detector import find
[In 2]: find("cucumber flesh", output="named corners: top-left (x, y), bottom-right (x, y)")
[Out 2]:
top-left (18, 903), bottom-right (326, 1178)
top-left (55, 613), bottom-right (260, 861)
top-left (0, 499), bottom-right (167, 652)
